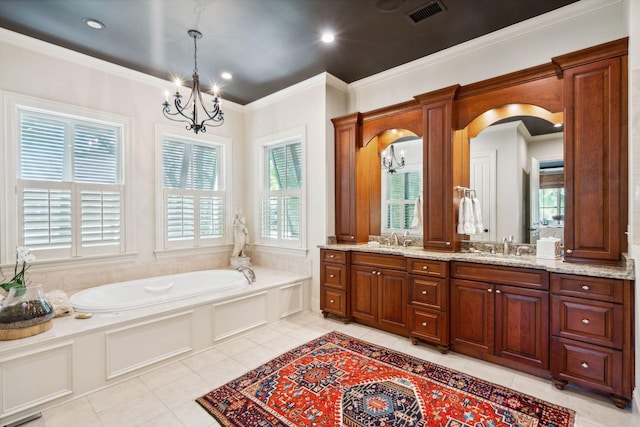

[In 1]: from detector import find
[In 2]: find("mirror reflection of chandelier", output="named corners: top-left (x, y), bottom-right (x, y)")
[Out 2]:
top-left (162, 30), bottom-right (224, 134)
top-left (382, 144), bottom-right (405, 173)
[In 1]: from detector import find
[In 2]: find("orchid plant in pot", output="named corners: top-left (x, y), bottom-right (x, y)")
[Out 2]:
top-left (0, 247), bottom-right (54, 335)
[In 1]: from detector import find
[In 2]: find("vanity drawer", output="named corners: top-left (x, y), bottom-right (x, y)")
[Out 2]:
top-left (410, 277), bottom-right (447, 310)
top-left (450, 262), bottom-right (549, 290)
top-left (551, 274), bottom-right (623, 303)
top-left (551, 295), bottom-right (623, 348)
top-left (321, 288), bottom-right (347, 317)
top-left (409, 307), bottom-right (447, 345)
top-left (351, 252), bottom-right (406, 270)
top-left (407, 258), bottom-right (447, 277)
top-left (322, 263), bottom-right (347, 290)
top-left (551, 337), bottom-right (622, 394)
top-left (322, 249), bottom-right (347, 264)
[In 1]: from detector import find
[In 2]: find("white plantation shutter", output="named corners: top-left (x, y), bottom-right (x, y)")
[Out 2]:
top-left (384, 170), bottom-right (421, 231)
top-left (162, 137), bottom-right (224, 246)
top-left (17, 110), bottom-right (125, 257)
top-left (261, 140), bottom-right (303, 244)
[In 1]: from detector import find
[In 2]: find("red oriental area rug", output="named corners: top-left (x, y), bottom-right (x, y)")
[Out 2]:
top-left (197, 331), bottom-right (575, 427)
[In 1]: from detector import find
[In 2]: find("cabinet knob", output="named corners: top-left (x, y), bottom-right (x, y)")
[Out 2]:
top-left (421, 290), bottom-right (428, 295)
top-left (566, 249), bottom-right (573, 254)
top-left (582, 318), bottom-right (590, 324)
top-left (330, 299), bottom-right (335, 303)
top-left (372, 270), bottom-right (376, 274)
top-left (581, 285), bottom-right (590, 290)
top-left (495, 289), bottom-right (502, 294)
top-left (421, 322), bottom-right (428, 327)
top-left (581, 362), bottom-right (589, 369)
top-left (329, 254), bottom-right (334, 258)
top-left (446, 242), bottom-right (451, 246)
top-left (487, 288), bottom-right (493, 292)
top-left (329, 274), bottom-right (335, 278)
top-left (377, 272), bottom-right (381, 275)
top-left (422, 266), bottom-right (428, 270)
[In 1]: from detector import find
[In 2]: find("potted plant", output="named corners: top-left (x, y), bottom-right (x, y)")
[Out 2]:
top-left (0, 247), bottom-right (54, 339)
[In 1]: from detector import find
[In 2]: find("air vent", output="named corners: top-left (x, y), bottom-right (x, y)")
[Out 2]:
top-left (405, 1), bottom-right (445, 24)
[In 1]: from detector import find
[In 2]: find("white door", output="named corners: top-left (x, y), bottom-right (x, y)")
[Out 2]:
top-left (529, 157), bottom-right (540, 243)
top-left (469, 150), bottom-right (496, 242)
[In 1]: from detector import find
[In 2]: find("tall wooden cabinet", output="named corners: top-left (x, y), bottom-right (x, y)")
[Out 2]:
top-left (415, 86), bottom-right (463, 252)
top-left (553, 39), bottom-right (628, 265)
top-left (331, 113), bottom-right (362, 243)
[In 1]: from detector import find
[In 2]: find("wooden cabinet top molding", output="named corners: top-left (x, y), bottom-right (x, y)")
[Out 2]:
top-left (552, 37), bottom-right (628, 71)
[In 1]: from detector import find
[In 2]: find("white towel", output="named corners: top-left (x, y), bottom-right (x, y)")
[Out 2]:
top-left (463, 197), bottom-right (475, 234)
top-left (411, 197), bottom-right (422, 230)
top-left (472, 197), bottom-right (483, 234)
top-left (457, 197), bottom-right (466, 234)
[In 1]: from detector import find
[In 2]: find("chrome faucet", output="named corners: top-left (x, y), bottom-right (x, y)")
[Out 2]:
top-left (402, 230), bottom-right (412, 247)
top-left (484, 243), bottom-right (496, 254)
top-left (502, 235), bottom-right (513, 255)
top-left (516, 246), bottom-right (531, 256)
top-left (236, 265), bottom-right (256, 284)
top-left (390, 232), bottom-right (399, 246)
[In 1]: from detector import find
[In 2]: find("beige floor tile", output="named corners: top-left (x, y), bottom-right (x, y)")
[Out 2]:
top-left (87, 377), bottom-right (150, 413)
top-left (96, 392), bottom-right (168, 427)
top-left (215, 336), bottom-right (261, 357)
top-left (136, 410), bottom-right (185, 427)
top-left (182, 347), bottom-right (228, 373)
top-left (139, 360), bottom-right (194, 390)
top-left (41, 398), bottom-right (101, 427)
top-left (153, 372), bottom-right (213, 409)
top-left (172, 400), bottom-right (222, 427)
top-left (196, 356), bottom-right (251, 388)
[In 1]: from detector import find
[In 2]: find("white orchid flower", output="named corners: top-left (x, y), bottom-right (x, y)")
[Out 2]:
top-left (16, 246), bottom-right (35, 263)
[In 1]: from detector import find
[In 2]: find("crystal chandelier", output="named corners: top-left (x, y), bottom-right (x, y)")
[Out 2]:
top-left (162, 30), bottom-right (223, 134)
top-left (382, 144), bottom-right (405, 173)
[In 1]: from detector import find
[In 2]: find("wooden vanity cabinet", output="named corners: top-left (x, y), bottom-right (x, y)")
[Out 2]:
top-left (350, 252), bottom-right (408, 336)
top-left (407, 258), bottom-right (449, 352)
top-left (320, 249), bottom-right (350, 321)
top-left (450, 262), bottom-right (550, 376)
top-left (550, 273), bottom-right (634, 408)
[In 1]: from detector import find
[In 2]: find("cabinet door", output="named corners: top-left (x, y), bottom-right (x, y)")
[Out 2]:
top-left (495, 285), bottom-right (549, 370)
top-left (350, 266), bottom-right (378, 324)
top-left (378, 270), bottom-right (407, 332)
top-left (562, 57), bottom-right (626, 264)
top-left (450, 279), bottom-right (494, 356)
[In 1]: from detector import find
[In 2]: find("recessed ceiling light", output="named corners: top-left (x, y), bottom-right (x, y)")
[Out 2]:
top-left (321, 32), bottom-right (335, 43)
top-left (221, 72), bottom-right (232, 80)
top-left (83, 18), bottom-right (105, 30)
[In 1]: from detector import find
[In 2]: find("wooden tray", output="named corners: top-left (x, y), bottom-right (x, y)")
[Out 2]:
top-left (0, 320), bottom-right (53, 340)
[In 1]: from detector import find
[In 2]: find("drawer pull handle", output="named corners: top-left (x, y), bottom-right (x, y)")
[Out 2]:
top-left (422, 290), bottom-right (428, 295)
top-left (422, 266), bottom-right (428, 270)
top-left (581, 285), bottom-right (590, 290)
top-left (495, 290), bottom-right (502, 294)
top-left (582, 318), bottom-right (590, 324)
top-left (581, 362), bottom-right (589, 369)
top-left (421, 322), bottom-right (428, 327)
top-left (330, 299), bottom-right (335, 303)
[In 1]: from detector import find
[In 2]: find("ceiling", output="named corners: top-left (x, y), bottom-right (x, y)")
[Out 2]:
top-left (0, 0), bottom-right (579, 106)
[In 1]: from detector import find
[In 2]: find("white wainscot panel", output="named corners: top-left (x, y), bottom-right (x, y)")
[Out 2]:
top-left (106, 311), bottom-right (193, 379)
top-left (1, 341), bottom-right (73, 418)
top-left (279, 282), bottom-right (303, 318)
top-left (213, 292), bottom-right (268, 341)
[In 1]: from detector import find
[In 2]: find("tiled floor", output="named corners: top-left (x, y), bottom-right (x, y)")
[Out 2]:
top-left (18, 311), bottom-right (639, 427)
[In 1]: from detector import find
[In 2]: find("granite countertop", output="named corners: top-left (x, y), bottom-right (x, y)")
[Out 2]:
top-left (318, 243), bottom-right (635, 280)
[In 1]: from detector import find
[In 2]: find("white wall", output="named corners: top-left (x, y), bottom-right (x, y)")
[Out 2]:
top-left (0, 29), bottom-right (245, 293)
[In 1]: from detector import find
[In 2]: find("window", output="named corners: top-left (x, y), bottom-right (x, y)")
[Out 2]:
top-left (539, 188), bottom-right (565, 225)
top-left (160, 135), bottom-right (225, 248)
top-left (382, 169), bottom-right (422, 233)
top-left (260, 132), bottom-right (304, 247)
top-left (14, 107), bottom-right (126, 260)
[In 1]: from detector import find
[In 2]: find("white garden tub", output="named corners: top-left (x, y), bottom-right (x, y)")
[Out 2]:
top-left (70, 269), bottom-right (248, 313)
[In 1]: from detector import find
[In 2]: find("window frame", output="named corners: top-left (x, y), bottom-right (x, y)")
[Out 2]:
top-left (1, 92), bottom-right (135, 266)
top-left (257, 127), bottom-right (306, 249)
top-left (154, 123), bottom-right (232, 253)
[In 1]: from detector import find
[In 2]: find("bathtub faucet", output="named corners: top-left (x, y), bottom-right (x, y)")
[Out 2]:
top-left (236, 265), bottom-right (256, 284)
